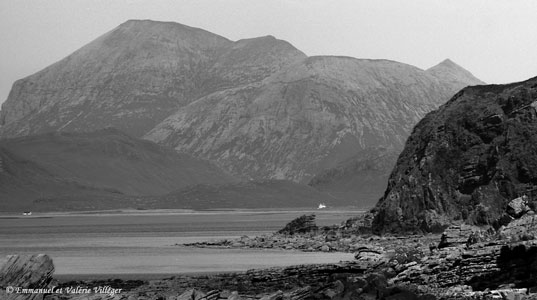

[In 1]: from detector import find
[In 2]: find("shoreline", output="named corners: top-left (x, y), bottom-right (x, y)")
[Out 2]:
top-left (53, 270), bottom-right (243, 283)
top-left (0, 207), bottom-right (366, 218)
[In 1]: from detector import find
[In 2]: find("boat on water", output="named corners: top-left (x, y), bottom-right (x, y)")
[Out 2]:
top-left (22, 211), bottom-right (32, 216)
top-left (317, 203), bottom-right (326, 209)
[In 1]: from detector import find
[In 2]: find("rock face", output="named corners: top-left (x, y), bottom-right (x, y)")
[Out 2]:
top-left (373, 76), bottom-right (537, 233)
top-left (0, 254), bottom-right (55, 300)
top-left (0, 19), bottom-right (483, 207)
top-left (0, 128), bottom-right (237, 211)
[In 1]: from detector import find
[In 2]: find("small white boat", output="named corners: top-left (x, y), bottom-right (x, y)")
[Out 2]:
top-left (22, 211), bottom-right (32, 216)
top-left (317, 203), bottom-right (326, 209)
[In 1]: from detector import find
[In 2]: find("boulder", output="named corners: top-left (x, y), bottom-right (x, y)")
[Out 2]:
top-left (499, 214), bottom-right (537, 241)
top-left (506, 195), bottom-right (531, 218)
top-left (177, 288), bottom-right (207, 300)
top-left (0, 254), bottom-right (55, 300)
top-left (285, 286), bottom-right (312, 300)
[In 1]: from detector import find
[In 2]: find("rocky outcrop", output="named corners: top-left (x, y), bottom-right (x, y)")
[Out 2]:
top-left (0, 254), bottom-right (55, 300)
top-left (373, 76), bottom-right (537, 233)
top-left (499, 214), bottom-right (537, 241)
top-left (277, 214), bottom-right (318, 235)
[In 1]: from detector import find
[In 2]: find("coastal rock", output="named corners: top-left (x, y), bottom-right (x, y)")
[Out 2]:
top-left (285, 286), bottom-right (312, 300)
top-left (0, 254), bottom-right (55, 300)
top-left (259, 290), bottom-right (283, 300)
top-left (499, 214), bottom-right (537, 241)
top-left (373, 76), bottom-right (537, 233)
top-left (176, 289), bottom-right (207, 300)
top-left (438, 224), bottom-right (484, 248)
top-left (277, 214), bottom-right (317, 235)
top-left (507, 195), bottom-right (531, 218)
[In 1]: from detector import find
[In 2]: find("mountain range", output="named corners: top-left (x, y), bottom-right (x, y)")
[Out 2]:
top-left (0, 20), bottom-right (484, 211)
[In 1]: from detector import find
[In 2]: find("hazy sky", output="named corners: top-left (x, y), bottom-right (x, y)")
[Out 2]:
top-left (1, 0), bottom-right (536, 105)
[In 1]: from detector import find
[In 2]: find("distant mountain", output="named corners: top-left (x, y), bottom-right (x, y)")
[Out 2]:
top-left (0, 19), bottom-right (484, 209)
top-left (308, 147), bottom-right (399, 208)
top-left (0, 20), bottom-right (305, 138)
top-left (145, 56), bottom-right (483, 184)
top-left (0, 145), bottom-right (136, 212)
top-left (153, 180), bottom-right (336, 210)
top-left (426, 59), bottom-right (484, 90)
top-left (0, 128), bottom-right (237, 211)
top-left (373, 76), bottom-right (537, 233)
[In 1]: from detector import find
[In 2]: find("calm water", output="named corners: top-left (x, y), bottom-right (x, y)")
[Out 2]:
top-left (0, 210), bottom-right (359, 279)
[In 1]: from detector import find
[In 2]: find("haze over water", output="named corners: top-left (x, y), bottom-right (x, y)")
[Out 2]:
top-left (0, 210), bottom-right (357, 279)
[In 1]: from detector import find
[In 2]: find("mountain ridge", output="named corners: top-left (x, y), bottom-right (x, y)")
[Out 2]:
top-left (0, 19), bottom-right (485, 208)
top-left (145, 54), bottom-right (483, 184)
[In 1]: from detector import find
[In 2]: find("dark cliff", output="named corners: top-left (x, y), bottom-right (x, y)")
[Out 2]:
top-left (373, 77), bottom-right (537, 233)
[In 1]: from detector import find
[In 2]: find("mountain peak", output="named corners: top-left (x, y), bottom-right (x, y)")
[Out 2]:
top-left (426, 58), bottom-right (485, 87)
top-left (429, 58), bottom-right (463, 71)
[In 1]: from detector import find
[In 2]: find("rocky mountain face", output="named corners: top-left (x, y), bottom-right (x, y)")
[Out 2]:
top-left (0, 19), bottom-right (484, 208)
top-left (0, 20), bottom-right (305, 138)
top-left (145, 56), bottom-right (483, 185)
top-left (373, 76), bottom-right (537, 233)
top-left (0, 128), bottom-right (237, 211)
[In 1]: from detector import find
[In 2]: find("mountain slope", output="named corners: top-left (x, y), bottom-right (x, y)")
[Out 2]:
top-left (372, 76), bottom-right (537, 233)
top-left (0, 20), bottom-right (485, 209)
top-left (308, 147), bottom-right (399, 208)
top-left (145, 56), bottom-right (481, 185)
top-left (153, 180), bottom-right (336, 209)
top-left (0, 146), bottom-right (133, 212)
top-left (0, 20), bottom-right (305, 138)
top-left (0, 128), bottom-right (238, 211)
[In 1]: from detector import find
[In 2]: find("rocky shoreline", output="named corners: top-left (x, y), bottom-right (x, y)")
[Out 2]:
top-left (2, 212), bottom-right (537, 299)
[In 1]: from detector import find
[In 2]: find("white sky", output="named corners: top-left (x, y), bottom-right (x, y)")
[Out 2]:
top-left (1, 0), bottom-right (536, 105)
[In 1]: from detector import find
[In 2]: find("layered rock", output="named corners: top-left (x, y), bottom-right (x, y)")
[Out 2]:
top-left (0, 254), bottom-right (55, 300)
top-left (277, 214), bottom-right (318, 235)
top-left (373, 76), bottom-right (537, 233)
